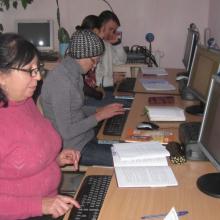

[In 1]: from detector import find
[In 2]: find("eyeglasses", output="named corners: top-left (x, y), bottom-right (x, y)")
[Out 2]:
top-left (9, 63), bottom-right (47, 78)
top-left (90, 57), bottom-right (101, 64)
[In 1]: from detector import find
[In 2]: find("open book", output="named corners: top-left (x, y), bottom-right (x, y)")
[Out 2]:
top-left (112, 142), bottom-right (178, 187)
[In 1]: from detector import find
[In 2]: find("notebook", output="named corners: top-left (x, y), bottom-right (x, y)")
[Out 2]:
top-left (145, 106), bottom-right (186, 121)
top-left (141, 66), bottom-right (168, 76)
top-left (140, 79), bottom-right (176, 91)
top-left (148, 96), bottom-right (175, 105)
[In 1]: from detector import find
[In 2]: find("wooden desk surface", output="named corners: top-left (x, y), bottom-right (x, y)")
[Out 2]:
top-left (64, 164), bottom-right (220, 220)
top-left (98, 68), bottom-right (200, 142)
top-left (120, 93), bottom-right (202, 142)
top-left (77, 68), bottom-right (217, 220)
top-left (97, 92), bottom-right (202, 143)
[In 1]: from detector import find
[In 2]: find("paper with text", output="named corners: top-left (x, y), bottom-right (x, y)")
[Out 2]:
top-left (112, 148), bottom-right (168, 167)
top-left (115, 166), bottom-right (178, 187)
top-left (113, 141), bottom-right (170, 161)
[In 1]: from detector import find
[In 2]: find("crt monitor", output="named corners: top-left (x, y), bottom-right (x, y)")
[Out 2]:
top-left (197, 75), bottom-right (220, 198)
top-left (185, 44), bottom-right (220, 115)
top-left (16, 19), bottom-right (54, 51)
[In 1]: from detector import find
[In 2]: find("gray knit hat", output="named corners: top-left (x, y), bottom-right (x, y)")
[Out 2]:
top-left (68, 29), bottom-right (105, 59)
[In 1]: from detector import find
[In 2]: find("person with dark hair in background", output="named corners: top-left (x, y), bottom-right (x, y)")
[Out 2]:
top-left (0, 33), bottom-right (80, 220)
top-left (96, 10), bottom-right (127, 90)
top-left (40, 30), bottom-right (125, 167)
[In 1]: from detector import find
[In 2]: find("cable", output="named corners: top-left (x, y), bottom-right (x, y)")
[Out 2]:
top-left (101, 0), bottom-right (114, 12)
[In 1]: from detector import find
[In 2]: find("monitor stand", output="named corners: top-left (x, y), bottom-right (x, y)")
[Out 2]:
top-left (185, 101), bottom-right (205, 116)
top-left (176, 71), bottom-right (189, 78)
top-left (197, 173), bottom-right (220, 198)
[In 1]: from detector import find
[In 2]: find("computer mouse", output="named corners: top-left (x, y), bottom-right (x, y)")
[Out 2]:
top-left (136, 122), bottom-right (159, 130)
top-left (176, 75), bottom-right (189, 81)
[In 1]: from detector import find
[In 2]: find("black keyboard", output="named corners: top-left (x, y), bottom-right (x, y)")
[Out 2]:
top-left (117, 78), bottom-right (136, 93)
top-left (68, 175), bottom-right (111, 220)
top-left (179, 122), bottom-right (201, 144)
top-left (113, 98), bottom-right (133, 109)
top-left (103, 110), bottom-right (129, 136)
top-left (39, 51), bottom-right (59, 61)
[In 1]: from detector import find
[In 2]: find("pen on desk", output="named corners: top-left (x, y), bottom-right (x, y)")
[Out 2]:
top-left (141, 210), bottom-right (188, 219)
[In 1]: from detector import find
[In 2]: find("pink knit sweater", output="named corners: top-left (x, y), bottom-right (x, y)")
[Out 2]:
top-left (0, 98), bottom-right (62, 220)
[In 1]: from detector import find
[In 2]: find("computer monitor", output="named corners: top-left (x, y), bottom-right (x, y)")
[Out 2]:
top-left (185, 44), bottom-right (220, 115)
top-left (183, 28), bottom-right (199, 73)
top-left (197, 75), bottom-right (220, 198)
top-left (177, 24), bottom-right (199, 78)
top-left (16, 19), bottom-right (54, 51)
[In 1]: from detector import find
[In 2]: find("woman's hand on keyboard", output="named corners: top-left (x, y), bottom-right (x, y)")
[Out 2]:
top-left (95, 103), bottom-right (125, 122)
top-left (42, 195), bottom-right (80, 218)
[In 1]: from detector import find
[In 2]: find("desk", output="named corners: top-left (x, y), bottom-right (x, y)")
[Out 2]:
top-left (65, 67), bottom-right (219, 220)
top-left (134, 68), bottom-right (182, 95)
top-left (97, 92), bottom-right (202, 143)
top-left (64, 165), bottom-right (220, 220)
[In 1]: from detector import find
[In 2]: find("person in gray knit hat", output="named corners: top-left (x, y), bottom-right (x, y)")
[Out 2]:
top-left (40, 29), bottom-right (125, 166)
top-left (68, 29), bottom-right (105, 59)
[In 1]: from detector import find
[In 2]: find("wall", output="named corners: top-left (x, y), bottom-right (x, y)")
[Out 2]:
top-left (1, 0), bottom-right (210, 68)
top-left (208, 0), bottom-right (220, 47)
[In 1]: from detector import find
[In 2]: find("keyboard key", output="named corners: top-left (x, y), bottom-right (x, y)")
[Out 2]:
top-left (68, 175), bottom-right (111, 220)
top-left (103, 110), bottom-right (129, 136)
top-left (113, 98), bottom-right (133, 109)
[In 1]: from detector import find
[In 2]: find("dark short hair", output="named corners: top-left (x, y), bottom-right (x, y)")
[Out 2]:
top-left (98, 10), bottom-right (120, 27)
top-left (0, 33), bottom-right (40, 107)
top-left (76, 15), bottom-right (100, 31)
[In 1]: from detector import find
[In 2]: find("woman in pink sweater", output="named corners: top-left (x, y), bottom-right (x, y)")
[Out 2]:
top-left (0, 33), bottom-right (80, 219)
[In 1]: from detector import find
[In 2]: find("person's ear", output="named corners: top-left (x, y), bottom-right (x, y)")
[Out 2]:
top-left (93, 28), bottom-right (99, 35)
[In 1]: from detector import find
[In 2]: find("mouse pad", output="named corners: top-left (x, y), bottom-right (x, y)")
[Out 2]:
top-left (148, 96), bottom-right (175, 105)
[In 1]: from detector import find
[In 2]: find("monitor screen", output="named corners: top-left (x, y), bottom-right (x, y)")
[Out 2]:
top-left (16, 19), bottom-right (54, 51)
top-left (182, 29), bottom-right (199, 73)
top-left (185, 45), bottom-right (220, 115)
top-left (197, 75), bottom-right (220, 198)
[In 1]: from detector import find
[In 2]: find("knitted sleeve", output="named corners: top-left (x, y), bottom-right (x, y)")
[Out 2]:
top-left (43, 72), bottom-right (97, 140)
top-left (0, 195), bottom-right (42, 220)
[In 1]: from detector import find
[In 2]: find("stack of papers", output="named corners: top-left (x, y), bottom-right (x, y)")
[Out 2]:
top-left (141, 66), bottom-right (168, 76)
top-left (112, 142), bottom-right (178, 187)
top-left (140, 79), bottom-right (176, 91)
top-left (146, 106), bottom-right (186, 121)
